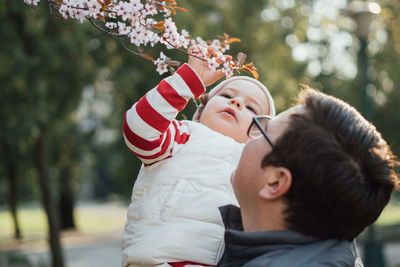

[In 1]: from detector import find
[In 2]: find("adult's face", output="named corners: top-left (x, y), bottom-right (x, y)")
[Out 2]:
top-left (231, 105), bottom-right (304, 207)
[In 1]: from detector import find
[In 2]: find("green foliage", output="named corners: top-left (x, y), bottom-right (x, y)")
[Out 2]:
top-left (0, 0), bottom-right (102, 203)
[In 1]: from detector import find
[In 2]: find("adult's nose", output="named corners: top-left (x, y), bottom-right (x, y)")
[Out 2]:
top-left (229, 98), bottom-right (243, 110)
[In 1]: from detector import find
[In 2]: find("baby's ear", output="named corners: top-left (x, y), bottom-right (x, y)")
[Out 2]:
top-left (193, 93), bottom-right (209, 122)
top-left (196, 93), bottom-right (210, 121)
top-left (199, 93), bottom-right (210, 106)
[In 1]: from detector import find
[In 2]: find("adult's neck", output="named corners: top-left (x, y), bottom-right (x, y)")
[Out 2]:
top-left (240, 201), bottom-right (287, 232)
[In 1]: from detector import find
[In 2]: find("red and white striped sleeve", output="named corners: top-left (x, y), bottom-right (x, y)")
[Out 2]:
top-left (122, 63), bottom-right (205, 165)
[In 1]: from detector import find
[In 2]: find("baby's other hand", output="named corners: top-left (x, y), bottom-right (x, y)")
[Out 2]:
top-left (187, 45), bottom-right (232, 87)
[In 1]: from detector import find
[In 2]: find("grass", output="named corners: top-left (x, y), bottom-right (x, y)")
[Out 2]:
top-left (0, 199), bottom-right (399, 245)
top-left (0, 201), bottom-right (126, 245)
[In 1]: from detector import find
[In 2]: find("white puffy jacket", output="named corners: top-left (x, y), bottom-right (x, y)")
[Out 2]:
top-left (122, 120), bottom-right (244, 267)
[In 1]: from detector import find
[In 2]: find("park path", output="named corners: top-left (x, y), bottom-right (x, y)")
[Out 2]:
top-left (1, 201), bottom-right (125, 267)
top-left (25, 239), bottom-right (400, 267)
top-left (21, 235), bottom-right (400, 267)
top-left (2, 202), bottom-right (400, 267)
top-left (27, 230), bottom-right (123, 267)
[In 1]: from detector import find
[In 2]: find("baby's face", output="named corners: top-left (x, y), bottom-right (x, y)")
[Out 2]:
top-left (199, 80), bottom-right (269, 143)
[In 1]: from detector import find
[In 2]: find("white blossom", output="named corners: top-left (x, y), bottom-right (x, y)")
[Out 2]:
top-left (222, 43), bottom-right (230, 53)
top-left (210, 39), bottom-right (222, 48)
top-left (105, 22), bottom-right (118, 29)
top-left (145, 3), bottom-right (157, 16)
top-left (154, 52), bottom-right (169, 75)
top-left (23, 0), bottom-right (241, 76)
top-left (207, 57), bottom-right (220, 72)
top-left (222, 61), bottom-right (233, 76)
top-left (179, 29), bottom-right (190, 49)
top-left (149, 32), bottom-right (161, 47)
top-left (86, 0), bottom-right (102, 18)
top-left (24, 0), bottom-right (40, 5)
top-left (196, 37), bottom-right (208, 46)
top-left (118, 22), bottom-right (132, 35)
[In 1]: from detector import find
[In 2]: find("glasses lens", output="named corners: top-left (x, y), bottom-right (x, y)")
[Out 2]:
top-left (248, 116), bottom-right (270, 138)
top-left (248, 122), bottom-right (262, 138)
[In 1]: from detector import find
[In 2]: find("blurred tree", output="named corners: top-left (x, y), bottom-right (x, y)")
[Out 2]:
top-left (2, 145), bottom-right (22, 240)
top-left (0, 0), bottom-right (39, 242)
top-left (0, 0), bottom-right (101, 266)
top-left (50, 117), bottom-right (87, 229)
top-left (278, 0), bottom-right (400, 160)
top-left (91, 41), bottom-right (160, 199)
top-left (370, 0), bottom-right (400, 158)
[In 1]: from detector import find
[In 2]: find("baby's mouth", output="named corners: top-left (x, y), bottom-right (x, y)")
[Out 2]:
top-left (221, 107), bottom-right (237, 121)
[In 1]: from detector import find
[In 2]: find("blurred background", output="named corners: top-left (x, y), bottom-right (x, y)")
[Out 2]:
top-left (0, 0), bottom-right (399, 266)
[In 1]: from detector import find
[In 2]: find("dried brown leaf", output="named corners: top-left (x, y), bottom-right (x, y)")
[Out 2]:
top-left (236, 52), bottom-right (247, 66)
top-left (167, 60), bottom-right (181, 67)
top-left (226, 37), bottom-right (241, 44)
top-left (141, 53), bottom-right (154, 61)
top-left (174, 6), bottom-right (187, 12)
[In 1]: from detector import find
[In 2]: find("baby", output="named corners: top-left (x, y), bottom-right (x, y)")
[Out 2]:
top-left (122, 48), bottom-right (275, 267)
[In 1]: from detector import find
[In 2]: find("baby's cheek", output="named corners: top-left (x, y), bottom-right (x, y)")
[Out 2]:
top-left (243, 113), bottom-right (254, 128)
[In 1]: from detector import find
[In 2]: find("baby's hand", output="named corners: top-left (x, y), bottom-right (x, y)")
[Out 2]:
top-left (187, 45), bottom-right (232, 87)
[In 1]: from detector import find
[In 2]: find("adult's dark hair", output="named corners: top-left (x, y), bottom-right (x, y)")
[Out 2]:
top-left (262, 88), bottom-right (399, 241)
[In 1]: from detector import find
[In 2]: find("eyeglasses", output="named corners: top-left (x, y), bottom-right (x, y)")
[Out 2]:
top-left (247, 115), bottom-right (275, 149)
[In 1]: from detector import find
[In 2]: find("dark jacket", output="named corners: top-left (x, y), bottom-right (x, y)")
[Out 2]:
top-left (217, 205), bottom-right (363, 267)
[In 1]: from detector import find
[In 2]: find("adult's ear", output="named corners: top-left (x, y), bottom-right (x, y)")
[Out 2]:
top-left (258, 167), bottom-right (292, 200)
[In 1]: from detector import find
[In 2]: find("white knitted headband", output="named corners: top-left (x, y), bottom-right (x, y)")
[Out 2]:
top-left (193, 76), bottom-right (276, 121)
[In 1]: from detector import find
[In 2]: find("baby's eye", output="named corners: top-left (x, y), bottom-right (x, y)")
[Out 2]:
top-left (246, 105), bottom-right (257, 114)
top-left (221, 93), bottom-right (232, 99)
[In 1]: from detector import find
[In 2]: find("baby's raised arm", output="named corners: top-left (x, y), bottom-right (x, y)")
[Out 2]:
top-left (123, 63), bottom-right (206, 165)
top-left (123, 46), bottom-right (228, 165)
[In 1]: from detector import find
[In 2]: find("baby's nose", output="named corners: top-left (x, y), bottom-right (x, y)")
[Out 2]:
top-left (229, 98), bottom-right (242, 110)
